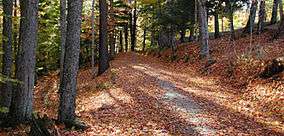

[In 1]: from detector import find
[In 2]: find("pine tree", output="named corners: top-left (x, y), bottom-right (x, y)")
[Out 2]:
top-left (98, 0), bottom-right (110, 75)
top-left (10, 0), bottom-right (39, 123)
top-left (58, 0), bottom-right (82, 123)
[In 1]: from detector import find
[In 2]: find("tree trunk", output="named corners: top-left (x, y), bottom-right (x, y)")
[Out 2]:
top-left (112, 31), bottom-right (116, 55)
top-left (119, 30), bottom-right (123, 52)
top-left (124, 24), bottom-right (128, 52)
top-left (9, 0), bottom-right (39, 123)
top-left (229, 4), bottom-right (235, 40)
top-left (194, 0), bottom-right (199, 42)
top-left (109, 32), bottom-right (115, 59)
top-left (198, 0), bottom-right (210, 60)
top-left (60, 0), bottom-right (67, 83)
top-left (58, 0), bottom-right (82, 123)
top-left (98, 0), bottom-right (109, 75)
top-left (258, 0), bottom-right (266, 34)
top-left (243, 0), bottom-right (258, 34)
top-left (189, 25), bottom-right (195, 42)
top-left (273, 9), bottom-right (284, 39)
top-left (129, 12), bottom-right (133, 51)
top-left (280, 0), bottom-right (283, 22)
top-left (131, 0), bottom-right (137, 52)
top-left (13, 0), bottom-right (18, 67)
top-left (1, 0), bottom-right (13, 108)
top-left (214, 13), bottom-right (220, 38)
top-left (221, 16), bottom-right (224, 32)
top-left (109, 0), bottom-right (115, 59)
top-left (179, 29), bottom-right (186, 43)
top-left (169, 27), bottom-right (177, 57)
top-left (142, 29), bottom-right (146, 52)
top-left (271, 0), bottom-right (279, 24)
top-left (150, 30), bottom-right (155, 47)
top-left (91, 0), bottom-right (96, 75)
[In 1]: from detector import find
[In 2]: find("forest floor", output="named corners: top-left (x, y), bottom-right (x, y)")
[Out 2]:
top-left (1, 31), bottom-right (284, 136)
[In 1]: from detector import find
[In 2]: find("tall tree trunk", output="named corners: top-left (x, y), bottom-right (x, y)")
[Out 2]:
top-left (9, 0), bottom-right (39, 123)
top-left (170, 27), bottom-right (177, 57)
top-left (13, 0), bottom-right (18, 66)
top-left (109, 32), bottom-right (115, 59)
top-left (124, 24), bottom-right (128, 52)
top-left (229, 4), bottom-right (235, 40)
top-left (129, 12), bottom-right (133, 51)
top-left (271, 0), bottom-right (279, 24)
top-left (221, 16), bottom-right (224, 32)
top-left (113, 31), bottom-right (117, 55)
top-left (244, 0), bottom-right (258, 33)
top-left (60, 0), bottom-right (67, 83)
top-left (273, 0), bottom-right (284, 39)
top-left (279, 0), bottom-right (283, 21)
top-left (150, 30), bottom-right (155, 47)
top-left (91, 0), bottom-right (96, 75)
top-left (194, 0), bottom-right (199, 41)
top-left (189, 26), bottom-right (194, 42)
top-left (98, 0), bottom-right (109, 75)
top-left (131, 0), bottom-right (137, 51)
top-left (109, 0), bottom-right (115, 59)
top-left (258, 0), bottom-right (266, 34)
top-left (179, 29), bottom-right (186, 43)
top-left (214, 13), bottom-right (220, 38)
top-left (119, 30), bottom-right (123, 52)
top-left (198, 0), bottom-right (210, 60)
top-left (142, 29), bottom-right (146, 52)
top-left (1, 0), bottom-right (13, 108)
top-left (58, 0), bottom-right (82, 123)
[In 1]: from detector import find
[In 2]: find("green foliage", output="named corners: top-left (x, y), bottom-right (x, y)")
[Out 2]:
top-left (0, 74), bottom-right (21, 84)
top-left (37, 0), bottom-right (60, 75)
top-left (0, 107), bottom-right (9, 113)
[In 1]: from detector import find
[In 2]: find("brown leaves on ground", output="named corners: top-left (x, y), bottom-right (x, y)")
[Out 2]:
top-left (1, 31), bottom-right (283, 135)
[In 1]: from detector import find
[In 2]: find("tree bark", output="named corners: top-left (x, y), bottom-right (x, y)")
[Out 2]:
top-left (109, 0), bottom-right (115, 59)
top-left (131, 0), bottom-right (137, 51)
top-left (98, 0), bottom-right (109, 75)
top-left (189, 25), bottom-right (194, 42)
top-left (273, 9), bottom-right (284, 39)
top-left (169, 27), bottom-right (177, 57)
top-left (91, 0), bottom-right (96, 75)
top-left (198, 0), bottom-right (210, 60)
top-left (214, 13), bottom-right (220, 38)
top-left (243, 0), bottom-right (258, 34)
top-left (113, 31), bottom-right (117, 55)
top-left (1, 0), bottom-right (13, 108)
top-left (142, 29), bottom-right (146, 52)
top-left (258, 0), bottom-right (266, 34)
top-left (221, 16), bottom-right (224, 32)
top-left (280, 0), bottom-right (283, 22)
top-left (124, 24), bottom-right (128, 52)
top-left (150, 30), bottom-right (155, 47)
top-left (271, 0), bottom-right (279, 25)
top-left (58, 0), bottom-right (82, 123)
top-left (60, 0), bottom-right (67, 83)
top-left (229, 4), bottom-right (235, 40)
top-left (13, 0), bottom-right (18, 67)
top-left (109, 32), bottom-right (115, 59)
top-left (119, 30), bottom-right (123, 52)
top-left (179, 29), bottom-right (186, 43)
top-left (9, 0), bottom-right (39, 123)
top-left (129, 12), bottom-right (133, 51)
